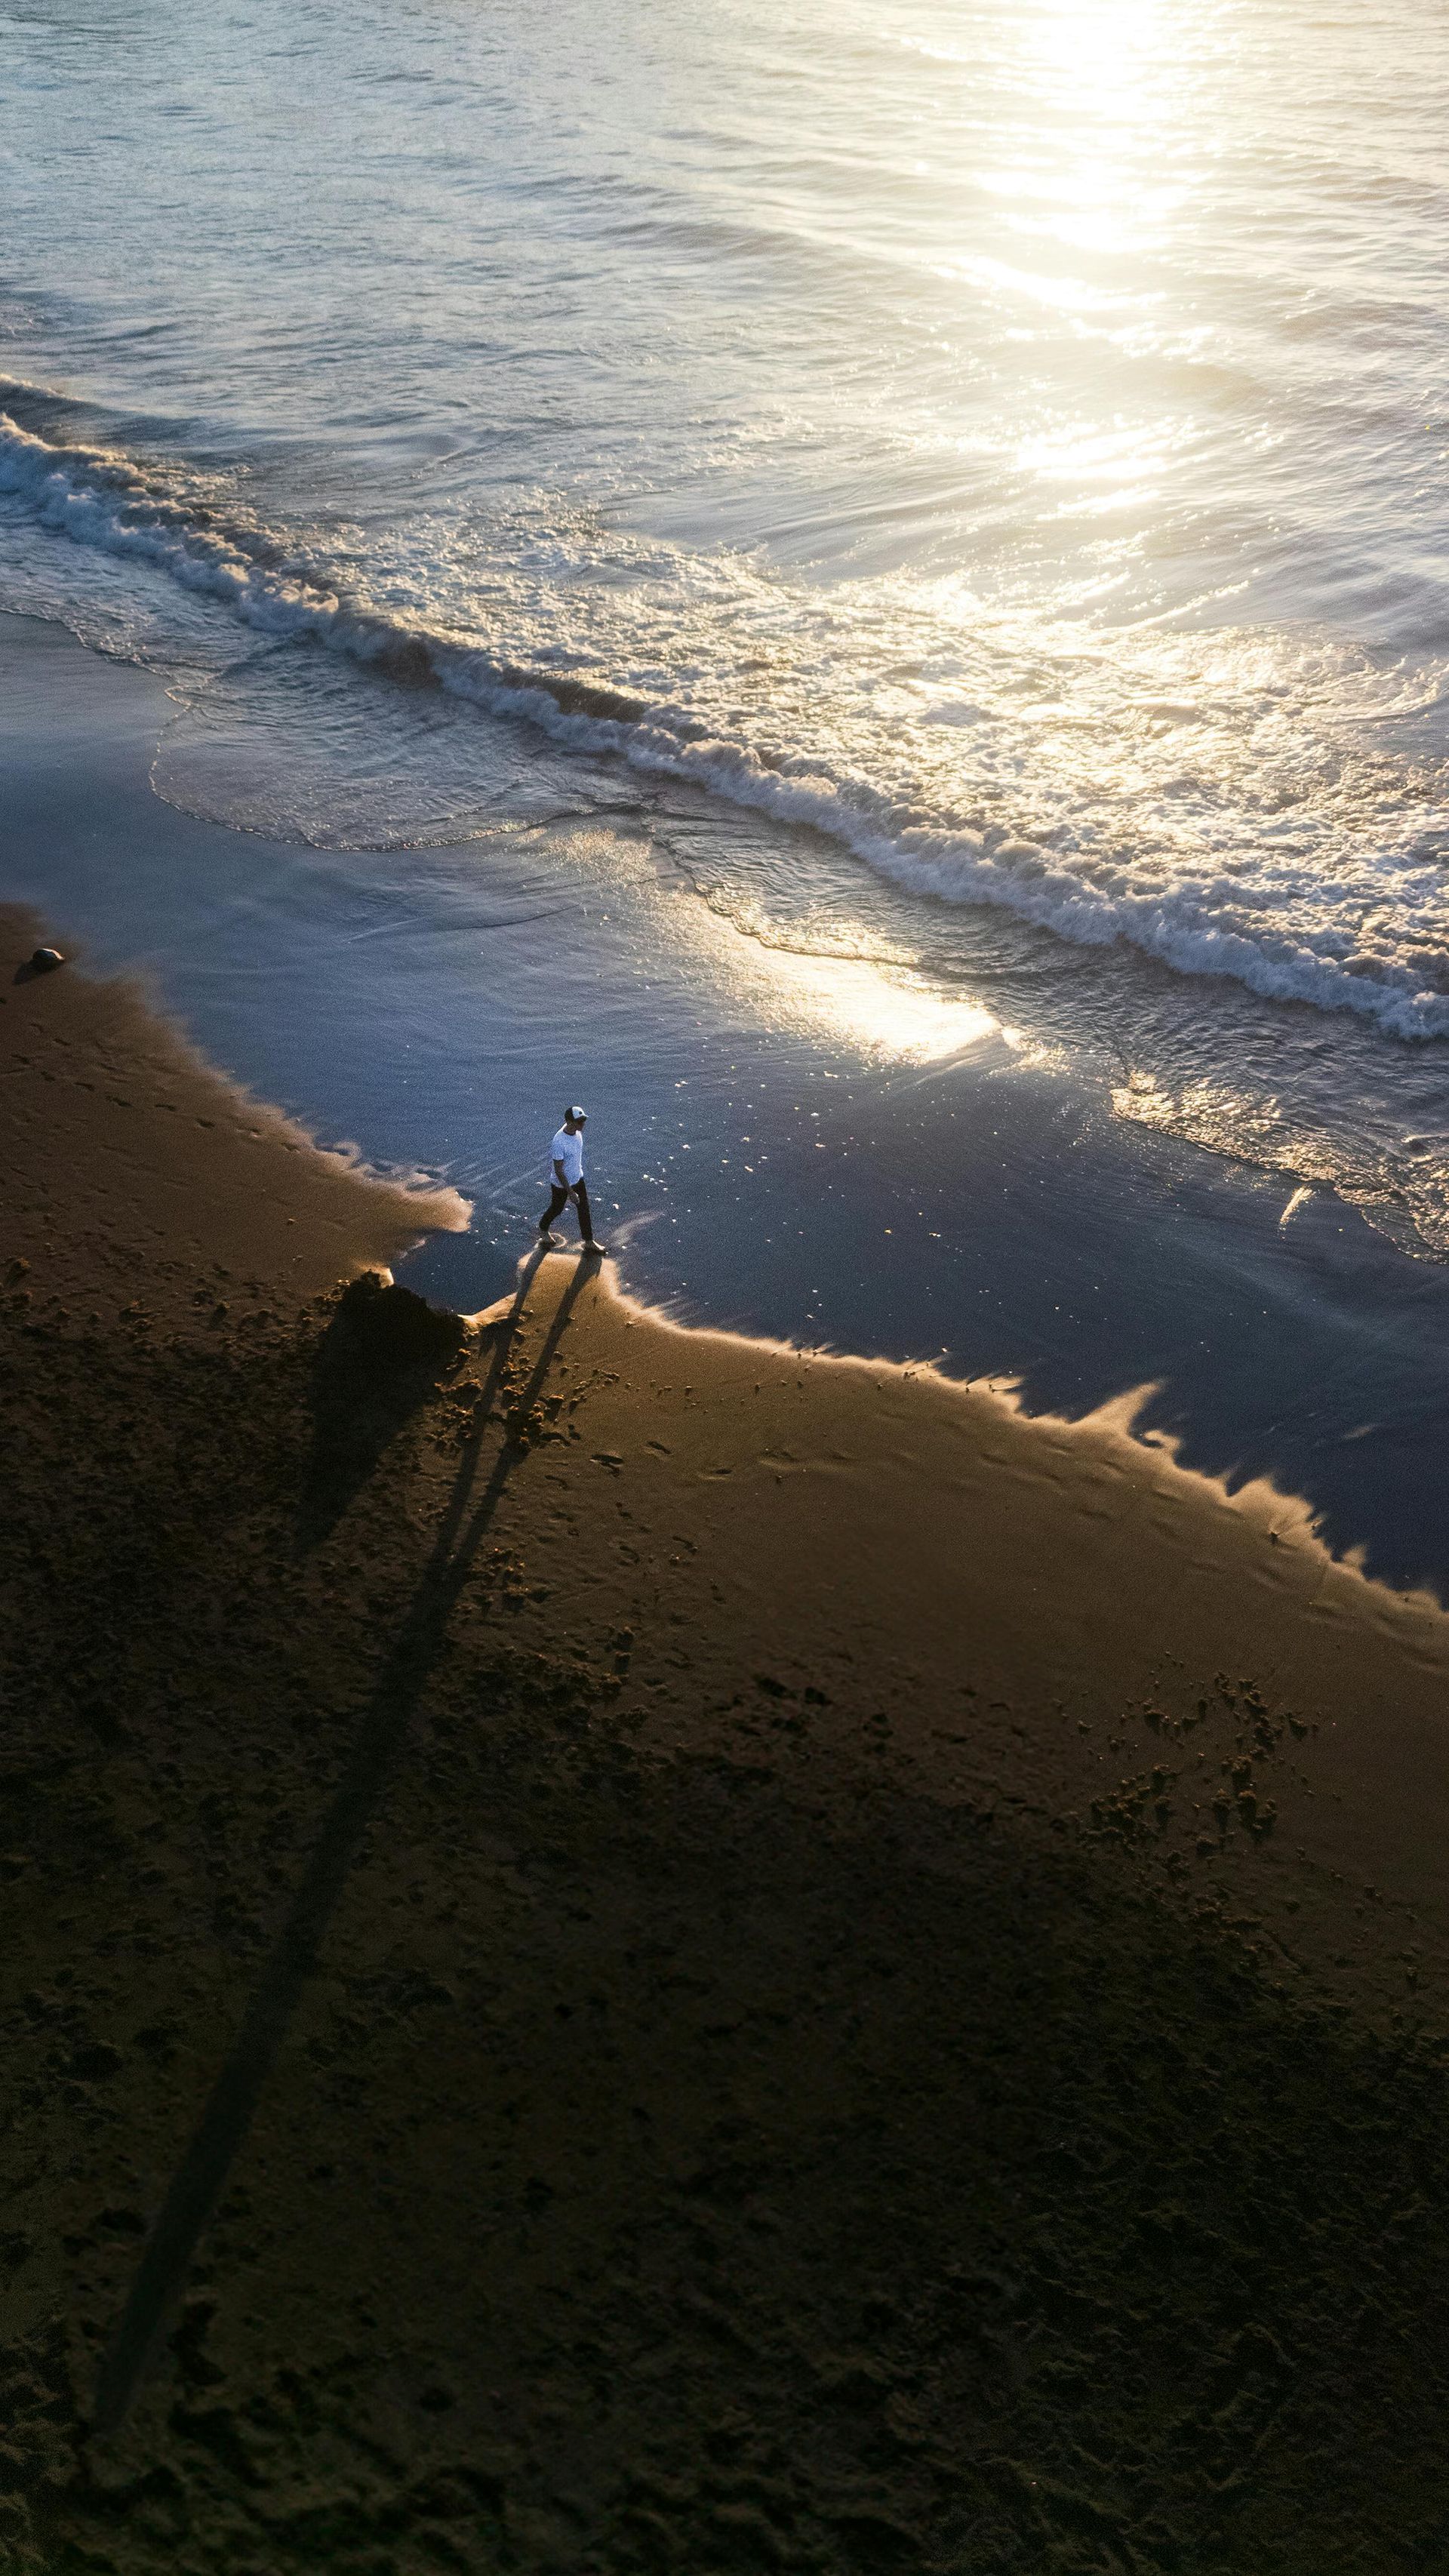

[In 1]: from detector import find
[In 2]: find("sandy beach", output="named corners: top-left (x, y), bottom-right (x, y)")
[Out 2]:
top-left (10, 5), bottom-right (1449, 2561)
top-left (8, 915), bottom-right (1449, 2572)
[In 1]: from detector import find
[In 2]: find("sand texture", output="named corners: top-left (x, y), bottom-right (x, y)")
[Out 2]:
top-left (7, 928), bottom-right (1449, 2573)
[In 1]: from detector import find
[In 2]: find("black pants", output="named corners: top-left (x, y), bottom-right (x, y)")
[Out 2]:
top-left (540, 1178), bottom-right (594, 1240)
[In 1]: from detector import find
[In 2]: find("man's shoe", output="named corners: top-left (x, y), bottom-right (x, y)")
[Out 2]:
top-left (581, 1239), bottom-right (608, 1257)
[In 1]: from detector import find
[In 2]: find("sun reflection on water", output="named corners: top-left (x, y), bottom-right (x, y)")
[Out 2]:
top-left (754, 947), bottom-right (1010, 1062)
top-left (967, 0), bottom-right (1201, 315)
top-left (1023, 0), bottom-right (1175, 107)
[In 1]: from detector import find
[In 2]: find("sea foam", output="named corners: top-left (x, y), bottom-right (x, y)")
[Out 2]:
top-left (5, 405), bottom-right (1449, 1042)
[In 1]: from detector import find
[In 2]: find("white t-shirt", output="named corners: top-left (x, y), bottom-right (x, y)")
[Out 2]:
top-left (551, 1125), bottom-right (584, 1186)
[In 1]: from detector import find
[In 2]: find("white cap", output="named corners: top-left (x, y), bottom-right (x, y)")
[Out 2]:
top-left (565, 1103), bottom-right (587, 1120)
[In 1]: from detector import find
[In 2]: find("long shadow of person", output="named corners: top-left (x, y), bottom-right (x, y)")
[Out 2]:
top-left (92, 1245), bottom-right (596, 2440)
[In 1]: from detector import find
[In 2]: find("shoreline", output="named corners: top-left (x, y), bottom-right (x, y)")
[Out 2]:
top-left (0, 901), bottom-right (468, 1329)
top-left (8, 604), bottom-right (1449, 1592)
top-left (10, 919), bottom-right (1449, 2565)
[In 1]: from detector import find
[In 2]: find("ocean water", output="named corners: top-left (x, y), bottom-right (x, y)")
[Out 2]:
top-left (5, 0), bottom-right (1449, 1565)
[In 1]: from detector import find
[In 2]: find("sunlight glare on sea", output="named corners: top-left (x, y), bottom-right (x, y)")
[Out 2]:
top-left (2, 0), bottom-right (1449, 1247)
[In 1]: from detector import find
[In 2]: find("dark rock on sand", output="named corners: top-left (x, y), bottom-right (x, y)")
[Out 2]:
top-left (300, 1273), bottom-right (466, 1546)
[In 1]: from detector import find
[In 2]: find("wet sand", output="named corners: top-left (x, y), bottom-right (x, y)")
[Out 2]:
top-left (8, 921), bottom-right (1449, 2572)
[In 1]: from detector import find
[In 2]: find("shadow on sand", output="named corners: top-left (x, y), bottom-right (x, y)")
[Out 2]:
top-left (92, 1245), bottom-right (596, 2440)
top-left (297, 1270), bottom-right (467, 1551)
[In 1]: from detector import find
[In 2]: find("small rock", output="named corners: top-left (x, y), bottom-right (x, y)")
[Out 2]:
top-left (327, 1270), bottom-right (464, 1372)
top-left (29, 946), bottom-right (65, 973)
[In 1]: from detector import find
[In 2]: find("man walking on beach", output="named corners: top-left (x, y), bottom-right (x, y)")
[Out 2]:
top-left (539, 1105), bottom-right (605, 1253)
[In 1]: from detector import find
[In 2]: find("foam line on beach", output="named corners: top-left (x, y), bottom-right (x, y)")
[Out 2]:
top-left (6, 398), bottom-right (1449, 1041)
top-left (472, 1254), bottom-right (1449, 1627)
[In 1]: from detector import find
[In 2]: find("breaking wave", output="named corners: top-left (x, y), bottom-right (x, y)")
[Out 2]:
top-left (5, 397), bottom-right (1449, 1042)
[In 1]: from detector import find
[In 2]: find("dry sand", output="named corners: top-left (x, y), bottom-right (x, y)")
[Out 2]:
top-left (8, 912), bottom-right (1449, 2574)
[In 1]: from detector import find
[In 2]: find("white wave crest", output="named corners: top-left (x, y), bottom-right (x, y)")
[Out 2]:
top-left (5, 405), bottom-right (1449, 1042)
